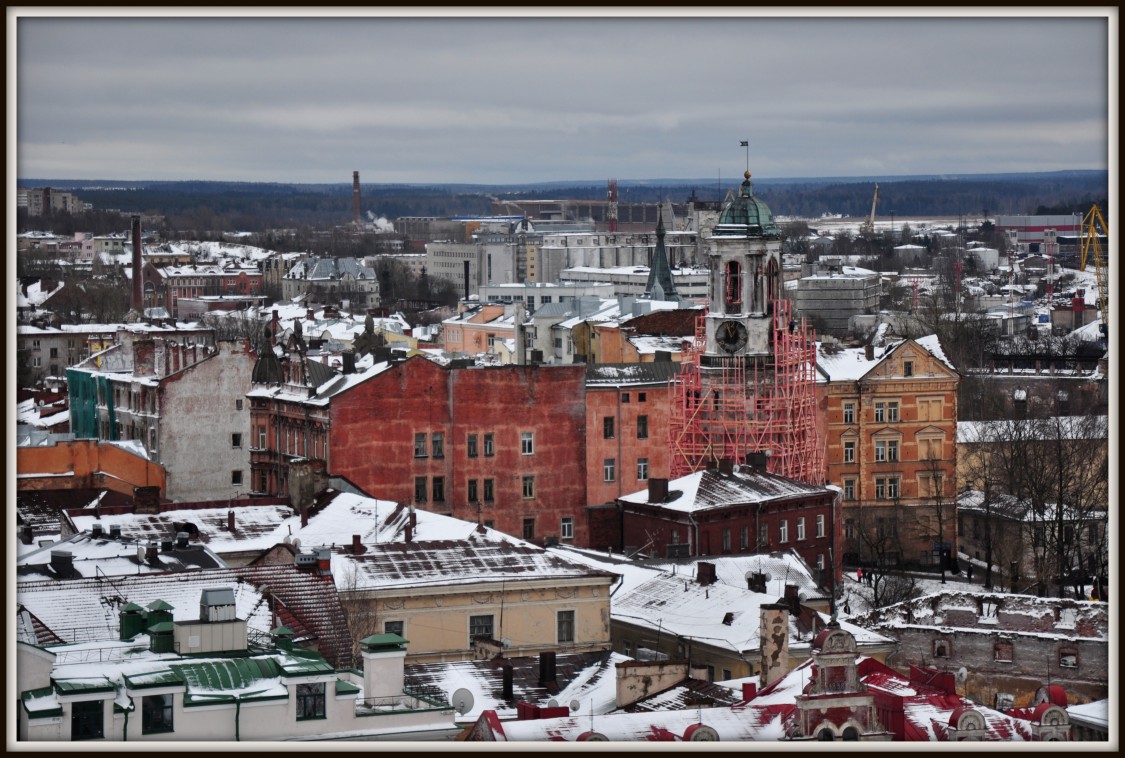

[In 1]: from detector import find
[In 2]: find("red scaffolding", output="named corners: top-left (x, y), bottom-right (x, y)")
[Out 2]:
top-left (669, 298), bottom-right (825, 484)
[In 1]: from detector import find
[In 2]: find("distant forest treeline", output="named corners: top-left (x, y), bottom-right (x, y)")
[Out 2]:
top-left (18, 170), bottom-right (1107, 234)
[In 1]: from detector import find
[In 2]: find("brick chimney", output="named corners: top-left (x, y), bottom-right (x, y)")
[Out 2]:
top-left (718, 457), bottom-right (734, 476)
top-left (759, 603), bottom-right (790, 689)
top-left (502, 662), bottom-right (514, 701)
top-left (227, 510), bottom-right (236, 533)
top-left (697, 561), bottom-right (717, 586)
top-left (352, 534), bottom-right (365, 555)
top-left (647, 477), bottom-right (669, 503)
top-left (133, 485), bottom-right (161, 514)
top-left (538, 651), bottom-right (557, 687)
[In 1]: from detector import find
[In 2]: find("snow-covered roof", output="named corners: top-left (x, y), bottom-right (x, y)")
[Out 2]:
top-left (617, 466), bottom-right (830, 514)
top-left (815, 334), bottom-right (954, 383)
top-left (957, 415), bottom-right (1108, 444)
top-left (16, 279), bottom-right (65, 309)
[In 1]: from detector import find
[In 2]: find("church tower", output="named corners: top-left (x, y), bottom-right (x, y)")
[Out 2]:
top-left (703, 169), bottom-right (782, 361)
top-left (668, 163), bottom-right (825, 484)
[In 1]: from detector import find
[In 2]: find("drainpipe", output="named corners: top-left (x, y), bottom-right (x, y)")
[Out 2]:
top-left (235, 695), bottom-right (241, 741)
top-left (122, 706), bottom-right (129, 741)
top-left (688, 511), bottom-right (700, 557)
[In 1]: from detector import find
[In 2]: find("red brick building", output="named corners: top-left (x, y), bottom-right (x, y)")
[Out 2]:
top-left (327, 356), bottom-right (590, 547)
top-left (617, 460), bottom-right (842, 590)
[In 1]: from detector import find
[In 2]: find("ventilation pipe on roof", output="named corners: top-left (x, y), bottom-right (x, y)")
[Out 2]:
top-left (502, 662), bottom-right (514, 701)
top-left (352, 534), bottom-right (365, 555)
top-left (228, 510), bottom-right (236, 533)
top-left (538, 651), bottom-right (557, 687)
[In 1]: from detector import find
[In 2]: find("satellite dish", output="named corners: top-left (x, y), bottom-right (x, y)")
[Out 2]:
top-left (569, 699), bottom-right (581, 713)
top-left (291, 538), bottom-right (301, 549)
top-left (451, 687), bottom-right (475, 716)
top-left (577, 731), bottom-right (608, 741)
top-left (956, 667), bottom-right (968, 682)
top-left (547, 699), bottom-right (559, 708)
top-left (501, 637), bottom-right (512, 649)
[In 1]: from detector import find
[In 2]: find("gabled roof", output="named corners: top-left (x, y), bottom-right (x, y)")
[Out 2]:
top-left (618, 466), bottom-right (830, 513)
top-left (338, 539), bottom-right (618, 592)
top-left (619, 307), bottom-right (702, 337)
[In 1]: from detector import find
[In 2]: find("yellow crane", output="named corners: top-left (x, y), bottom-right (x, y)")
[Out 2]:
top-left (859, 183), bottom-right (879, 236)
top-left (1079, 203), bottom-right (1108, 337)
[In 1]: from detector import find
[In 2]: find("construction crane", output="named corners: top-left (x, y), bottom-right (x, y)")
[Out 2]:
top-left (859, 183), bottom-right (879, 236)
top-left (1079, 203), bottom-right (1108, 337)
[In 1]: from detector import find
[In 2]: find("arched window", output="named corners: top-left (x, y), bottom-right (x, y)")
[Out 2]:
top-left (765, 258), bottom-right (779, 313)
top-left (842, 726), bottom-right (860, 741)
top-left (817, 729), bottom-right (834, 741)
top-left (725, 260), bottom-right (742, 312)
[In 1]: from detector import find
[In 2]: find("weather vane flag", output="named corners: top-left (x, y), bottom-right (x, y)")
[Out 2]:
top-left (740, 140), bottom-right (749, 173)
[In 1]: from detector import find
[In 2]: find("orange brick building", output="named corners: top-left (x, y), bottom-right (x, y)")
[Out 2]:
top-left (583, 362), bottom-right (678, 509)
top-left (816, 336), bottom-right (960, 569)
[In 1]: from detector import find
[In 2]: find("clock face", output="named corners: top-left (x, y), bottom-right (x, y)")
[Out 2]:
top-left (716, 320), bottom-right (748, 353)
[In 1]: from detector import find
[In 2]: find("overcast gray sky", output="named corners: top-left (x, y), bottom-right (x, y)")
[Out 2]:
top-left (11, 10), bottom-right (1115, 185)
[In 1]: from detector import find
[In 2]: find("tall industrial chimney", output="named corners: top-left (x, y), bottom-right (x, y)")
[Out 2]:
top-left (131, 215), bottom-right (143, 311)
top-left (352, 171), bottom-right (362, 226)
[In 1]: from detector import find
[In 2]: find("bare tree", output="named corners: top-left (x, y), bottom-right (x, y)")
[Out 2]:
top-left (201, 308), bottom-right (271, 355)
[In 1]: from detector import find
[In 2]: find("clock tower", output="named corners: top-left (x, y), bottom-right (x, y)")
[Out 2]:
top-left (703, 169), bottom-right (783, 363)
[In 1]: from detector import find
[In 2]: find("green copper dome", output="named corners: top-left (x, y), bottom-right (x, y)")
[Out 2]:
top-left (713, 170), bottom-right (780, 239)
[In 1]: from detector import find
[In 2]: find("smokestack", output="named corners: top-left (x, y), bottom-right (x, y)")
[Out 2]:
top-left (342, 350), bottom-right (356, 375)
top-left (131, 215), bottom-right (143, 311)
top-left (352, 171), bottom-right (361, 226)
top-left (464, 260), bottom-right (471, 301)
top-left (647, 477), bottom-right (669, 503)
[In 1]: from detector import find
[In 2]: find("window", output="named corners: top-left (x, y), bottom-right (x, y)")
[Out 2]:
top-left (875, 477), bottom-right (899, 499)
top-left (414, 432), bottom-right (427, 458)
top-left (918, 435), bottom-right (943, 460)
top-left (779, 520), bottom-right (789, 543)
top-left (522, 518), bottom-right (535, 540)
top-left (468, 479), bottom-right (479, 502)
top-left (467, 434), bottom-right (478, 458)
top-left (636, 457), bottom-right (649, 481)
top-left (740, 525), bottom-right (749, 550)
top-left (257, 425), bottom-right (266, 449)
top-left (844, 479), bottom-right (856, 501)
top-left (32, 356), bottom-right (41, 368)
top-left (921, 473), bottom-right (944, 498)
top-left (603, 458), bottom-right (616, 482)
top-left (638, 392), bottom-right (647, 402)
top-left (231, 433), bottom-right (242, 448)
top-left (484, 433), bottom-right (495, 456)
top-left (1059, 648), bottom-right (1078, 668)
top-left (483, 479), bottom-right (494, 502)
top-left (845, 519), bottom-right (857, 540)
top-left (603, 416), bottom-right (615, 439)
top-left (933, 640), bottom-right (951, 658)
top-left (622, 392), bottom-right (630, 403)
top-left (557, 610), bottom-right (575, 644)
top-left (296, 682), bottom-right (326, 720)
top-left (231, 470), bottom-right (242, 486)
top-left (561, 517), bottom-right (574, 540)
top-left (432, 432), bottom-right (444, 459)
top-left (142, 694), bottom-right (174, 734)
top-left (235, 399), bottom-right (243, 411)
top-left (874, 401), bottom-right (900, 422)
top-left (994, 641), bottom-right (1014, 663)
top-left (816, 514), bottom-right (826, 538)
top-left (816, 554), bottom-right (825, 571)
top-left (414, 476), bottom-right (427, 503)
top-left (32, 339), bottom-right (40, 350)
top-left (521, 431), bottom-right (534, 455)
top-left (432, 476), bottom-right (445, 503)
top-left (384, 620), bottom-right (404, 636)
top-left (759, 523), bottom-right (769, 547)
top-left (875, 439), bottom-right (899, 462)
top-left (903, 360), bottom-right (914, 377)
top-left (637, 415), bottom-right (649, 439)
top-left (843, 402), bottom-right (856, 424)
top-left (843, 439), bottom-right (856, 463)
top-left (918, 396), bottom-right (943, 421)
top-left (50, 346), bottom-right (59, 358)
top-left (797, 517), bottom-right (806, 541)
top-left (522, 475), bottom-right (535, 498)
top-left (71, 699), bottom-right (104, 740)
top-left (877, 517), bottom-right (897, 540)
top-left (722, 528), bottom-right (731, 553)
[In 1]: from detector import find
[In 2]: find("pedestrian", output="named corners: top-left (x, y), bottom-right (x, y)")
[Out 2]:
top-left (866, 572), bottom-right (873, 587)
top-left (967, 563), bottom-right (974, 583)
top-left (856, 567), bottom-right (863, 583)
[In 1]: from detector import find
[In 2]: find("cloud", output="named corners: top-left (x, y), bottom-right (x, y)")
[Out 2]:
top-left (13, 12), bottom-right (1112, 183)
